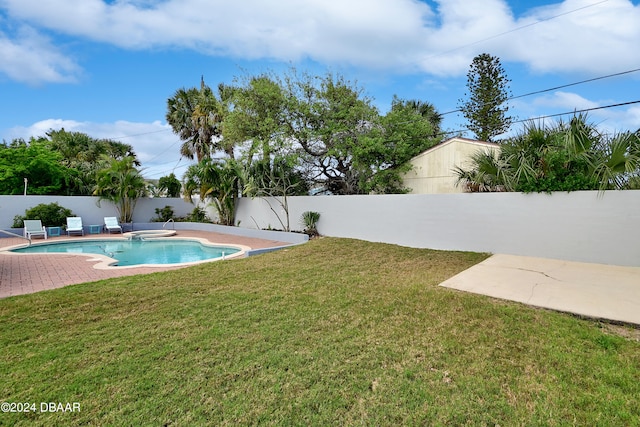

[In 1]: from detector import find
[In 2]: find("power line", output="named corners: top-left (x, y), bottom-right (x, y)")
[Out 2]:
top-left (106, 128), bottom-right (172, 140)
top-left (441, 67), bottom-right (640, 116)
top-left (509, 68), bottom-right (640, 102)
top-left (422, 0), bottom-right (609, 60)
top-left (512, 99), bottom-right (640, 124)
top-left (436, 99), bottom-right (640, 141)
top-left (144, 139), bottom-right (181, 164)
top-left (143, 157), bottom-right (192, 178)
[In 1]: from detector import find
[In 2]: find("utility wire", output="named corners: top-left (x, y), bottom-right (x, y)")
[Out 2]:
top-left (511, 100), bottom-right (640, 124)
top-left (422, 0), bottom-right (609, 60)
top-left (509, 68), bottom-right (640, 102)
top-left (106, 128), bottom-right (171, 140)
top-left (435, 99), bottom-right (640, 140)
top-left (385, 66), bottom-right (640, 132)
top-left (441, 67), bottom-right (640, 116)
top-left (143, 139), bottom-right (181, 164)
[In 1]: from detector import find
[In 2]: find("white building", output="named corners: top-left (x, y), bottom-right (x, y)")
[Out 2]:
top-left (402, 137), bottom-right (500, 194)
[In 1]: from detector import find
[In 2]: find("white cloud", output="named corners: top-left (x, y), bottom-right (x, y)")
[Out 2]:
top-left (1, 0), bottom-right (639, 80)
top-left (627, 105), bottom-right (640, 128)
top-left (5, 119), bottom-right (191, 178)
top-left (504, 0), bottom-right (640, 74)
top-left (534, 91), bottom-right (600, 110)
top-left (0, 25), bottom-right (81, 84)
top-left (0, 0), bottom-right (433, 67)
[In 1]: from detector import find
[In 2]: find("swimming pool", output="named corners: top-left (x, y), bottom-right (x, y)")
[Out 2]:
top-left (10, 238), bottom-right (244, 267)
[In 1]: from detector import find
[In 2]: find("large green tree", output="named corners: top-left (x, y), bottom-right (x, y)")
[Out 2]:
top-left (0, 139), bottom-right (69, 195)
top-left (281, 72), bottom-right (441, 194)
top-left (47, 129), bottom-right (138, 195)
top-left (357, 97), bottom-right (441, 193)
top-left (158, 173), bottom-right (182, 197)
top-left (280, 71), bottom-right (381, 194)
top-left (170, 68), bottom-right (443, 199)
top-left (223, 74), bottom-right (287, 165)
top-left (458, 53), bottom-right (513, 142)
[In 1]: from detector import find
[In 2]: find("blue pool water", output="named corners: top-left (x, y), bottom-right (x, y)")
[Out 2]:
top-left (11, 239), bottom-right (241, 266)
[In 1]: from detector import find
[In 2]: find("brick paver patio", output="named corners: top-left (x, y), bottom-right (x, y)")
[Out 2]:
top-left (0, 230), bottom-right (290, 299)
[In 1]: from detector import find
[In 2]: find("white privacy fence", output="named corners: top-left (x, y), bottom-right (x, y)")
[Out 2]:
top-left (235, 191), bottom-right (640, 267)
top-left (0, 195), bottom-right (195, 228)
top-left (2, 192), bottom-right (639, 266)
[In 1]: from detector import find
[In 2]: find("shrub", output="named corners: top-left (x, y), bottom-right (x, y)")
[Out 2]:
top-left (300, 211), bottom-right (321, 237)
top-left (186, 207), bottom-right (209, 223)
top-left (13, 203), bottom-right (74, 228)
top-left (152, 206), bottom-right (211, 223)
top-left (151, 206), bottom-right (175, 222)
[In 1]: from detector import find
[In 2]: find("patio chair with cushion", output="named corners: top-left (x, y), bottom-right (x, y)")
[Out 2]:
top-left (23, 220), bottom-right (47, 240)
top-left (104, 217), bottom-right (123, 234)
top-left (66, 217), bottom-right (84, 236)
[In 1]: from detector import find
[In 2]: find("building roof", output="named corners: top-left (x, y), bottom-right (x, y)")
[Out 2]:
top-left (411, 137), bottom-right (500, 161)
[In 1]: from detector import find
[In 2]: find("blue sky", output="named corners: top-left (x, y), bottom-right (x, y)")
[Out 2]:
top-left (1, 0), bottom-right (639, 179)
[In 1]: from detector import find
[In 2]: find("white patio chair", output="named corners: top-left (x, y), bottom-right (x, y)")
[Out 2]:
top-left (104, 217), bottom-right (123, 234)
top-left (23, 220), bottom-right (47, 240)
top-left (66, 217), bottom-right (84, 236)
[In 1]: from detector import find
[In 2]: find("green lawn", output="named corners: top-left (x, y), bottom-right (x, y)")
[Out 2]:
top-left (1, 238), bottom-right (638, 426)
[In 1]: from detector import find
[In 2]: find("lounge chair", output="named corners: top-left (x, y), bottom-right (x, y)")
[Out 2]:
top-left (23, 220), bottom-right (47, 240)
top-left (104, 217), bottom-right (123, 234)
top-left (66, 217), bottom-right (84, 236)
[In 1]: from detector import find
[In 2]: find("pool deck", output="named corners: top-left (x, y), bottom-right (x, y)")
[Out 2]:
top-left (0, 230), bottom-right (292, 299)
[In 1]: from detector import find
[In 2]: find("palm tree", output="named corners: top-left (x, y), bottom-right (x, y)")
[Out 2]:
top-left (456, 115), bottom-right (640, 193)
top-left (47, 129), bottom-right (139, 195)
top-left (183, 158), bottom-right (243, 226)
top-left (591, 130), bottom-right (640, 190)
top-left (166, 86), bottom-right (207, 162)
top-left (404, 99), bottom-right (442, 137)
top-left (166, 77), bottom-right (226, 162)
top-left (93, 156), bottom-right (147, 223)
top-left (454, 149), bottom-right (511, 192)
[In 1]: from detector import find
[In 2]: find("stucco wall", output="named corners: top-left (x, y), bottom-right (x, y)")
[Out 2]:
top-left (235, 191), bottom-right (640, 267)
top-left (0, 195), bottom-right (195, 228)
top-left (4, 192), bottom-right (638, 266)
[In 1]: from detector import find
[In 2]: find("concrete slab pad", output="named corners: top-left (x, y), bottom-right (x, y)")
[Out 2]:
top-left (439, 254), bottom-right (640, 325)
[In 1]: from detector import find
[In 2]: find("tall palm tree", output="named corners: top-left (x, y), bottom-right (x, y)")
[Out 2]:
top-left (166, 87), bottom-right (206, 162)
top-left (166, 77), bottom-right (226, 162)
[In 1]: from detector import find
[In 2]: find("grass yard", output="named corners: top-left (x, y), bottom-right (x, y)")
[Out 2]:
top-left (1, 238), bottom-right (639, 426)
